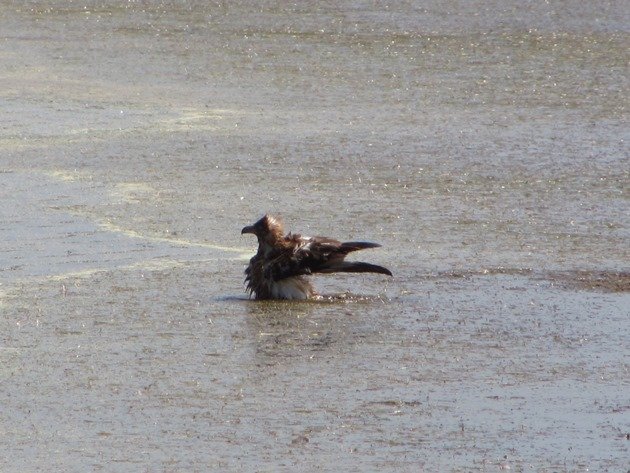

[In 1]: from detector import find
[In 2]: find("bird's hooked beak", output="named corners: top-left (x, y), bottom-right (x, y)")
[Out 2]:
top-left (241, 225), bottom-right (256, 235)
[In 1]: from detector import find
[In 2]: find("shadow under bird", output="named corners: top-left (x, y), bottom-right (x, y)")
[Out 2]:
top-left (241, 214), bottom-right (392, 300)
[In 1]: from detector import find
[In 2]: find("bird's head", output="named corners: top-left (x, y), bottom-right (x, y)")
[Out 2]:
top-left (241, 214), bottom-right (285, 244)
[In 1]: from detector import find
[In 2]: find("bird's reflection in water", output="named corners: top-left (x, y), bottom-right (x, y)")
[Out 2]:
top-left (217, 292), bottom-right (387, 364)
top-left (243, 299), bottom-right (336, 361)
top-left (240, 294), bottom-right (384, 362)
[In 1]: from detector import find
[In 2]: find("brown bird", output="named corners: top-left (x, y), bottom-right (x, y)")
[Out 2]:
top-left (241, 214), bottom-right (392, 300)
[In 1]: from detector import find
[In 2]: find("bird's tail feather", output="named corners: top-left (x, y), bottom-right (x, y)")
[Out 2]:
top-left (317, 261), bottom-right (392, 276)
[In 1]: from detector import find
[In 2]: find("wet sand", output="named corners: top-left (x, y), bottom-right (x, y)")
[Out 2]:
top-left (1, 2), bottom-right (629, 471)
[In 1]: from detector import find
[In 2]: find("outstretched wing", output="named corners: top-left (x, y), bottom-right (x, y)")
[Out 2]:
top-left (266, 236), bottom-right (391, 281)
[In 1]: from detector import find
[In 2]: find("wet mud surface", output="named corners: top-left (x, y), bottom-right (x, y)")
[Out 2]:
top-left (545, 270), bottom-right (630, 293)
top-left (1, 1), bottom-right (629, 471)
top-left (2, 263), bottom-right (628, 472)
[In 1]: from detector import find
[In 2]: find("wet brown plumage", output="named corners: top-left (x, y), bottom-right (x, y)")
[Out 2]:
top-left (241, 214), bottom-right (392, 300)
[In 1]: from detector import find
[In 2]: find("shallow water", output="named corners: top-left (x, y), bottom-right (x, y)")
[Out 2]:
top-left (1, 1), bottom-right (629, 471)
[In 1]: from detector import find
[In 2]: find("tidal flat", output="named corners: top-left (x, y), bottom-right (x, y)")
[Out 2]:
top-left (1, 1), bottom-right (628, 471)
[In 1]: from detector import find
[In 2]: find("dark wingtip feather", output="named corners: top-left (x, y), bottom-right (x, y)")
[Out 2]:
top-left (340, 241), bottom-right (382, 252)
top-left (371, 264), bottom-right (393, 277)
top-left (381, 267), bottom-right (393, 277)
top-left (317, 261), bottom-right (392, 276)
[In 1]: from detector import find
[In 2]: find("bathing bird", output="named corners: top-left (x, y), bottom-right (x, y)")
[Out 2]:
top-left (241, 214), bottom-right (392, 300)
